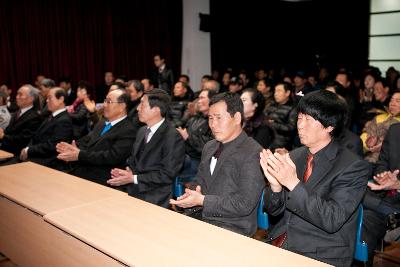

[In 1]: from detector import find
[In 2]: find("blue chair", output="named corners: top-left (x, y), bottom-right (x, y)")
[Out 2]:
top-left (173, 177), bottom-right (184, 198)
top-left (354, 205), bottom-right (368, 264)
top-left (257, 189), bottom-right (269, 230)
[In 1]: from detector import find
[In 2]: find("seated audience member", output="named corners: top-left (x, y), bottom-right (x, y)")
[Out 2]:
top-left (59, 76), bottom-right (76, 106)
top-left (0, 84), bottom-right (18, 112)
top-left (126, 79), bottom-right (145, 130)
top-left (18, 87), bottom-right (73, 170)
top-left (260, 90), bottom-right (370, 266)
top-left (170, 92), bottom-right (265, 237)
top-left (141, 78), bottom-right (154, 93)
top-left (0, 92), bottom-right (11, 129)
top-left (256, 78), bottom-right (275, 112)
top-left (363, 123), bottom-right (400, 261)
top-left (38, 78), bottom-right (56, 118)
top-left (169, 81), bottom-right (193, 127)
top-left (56, 89), bottom-right (136, 187)
top-left (67, 81), bottom-right (93, 139)
top-left (265, 82), bottom-right (297, 151)
top-left (325, 81), bottom-right (363, 157)
top-left (107, 89), bottom-right (185, 208)
top-left (0, 85), bottom-right (42, 156)
top-left (241, 88), bottom-right (274, 148)
top-left (176, 89), bottom-right (217, 180)
top-left (361, 90), bottom-right (400, 163)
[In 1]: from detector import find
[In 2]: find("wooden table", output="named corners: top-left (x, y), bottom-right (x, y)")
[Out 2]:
top-left (45, 195), bottom-right (331, 267)
top-left (0, 162), bottom-right (126, 267)
top-left (0, 162), bottom-right (125, 215)
top-left (0, 150), bottom-right (13, 160)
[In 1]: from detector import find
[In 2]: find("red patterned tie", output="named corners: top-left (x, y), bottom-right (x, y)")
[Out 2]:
top-left (303, 153), bottom-right (314, 183)
top-left (271, 153), bottom-right (314, 248)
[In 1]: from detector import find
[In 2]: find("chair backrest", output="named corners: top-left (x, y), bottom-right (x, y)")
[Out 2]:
top-left (173, 177), bottom-right (184, 198)
top-left (257, 189), bottom-right (269, 230)
top-left (354, 204), bottom-right (368, 262)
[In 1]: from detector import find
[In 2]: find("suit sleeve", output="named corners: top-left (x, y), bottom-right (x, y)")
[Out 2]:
top-left (285, 159), bottom-right (370, 233)
top-left (78, 127), bottom-right (135, 166)
top-left (28, 117), bottom-right (73, 157)
top-left (201, 151), bottom-right (265, 218)
top-left (374, 125), bottom-right (392, 175)
top-left (3, 116), bottom-right (41, 146)
top-left (134, 130), bottom-right (185, 191)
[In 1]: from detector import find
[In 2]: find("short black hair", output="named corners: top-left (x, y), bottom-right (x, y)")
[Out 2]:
top-left (209, 92), bottom-right (244, 125)
top-left (297, 90), bottom-right (347, 138)
top-left (127, 80), bottom-right (144, 92)
top-left (146, 88), bottom-right (171, 117)
top-left (115, 89), bottom-right (131, 113)
top-left (53, 87), bottom-right (67, 103)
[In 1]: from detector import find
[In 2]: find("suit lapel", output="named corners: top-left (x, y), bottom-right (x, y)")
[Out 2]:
top-left (139, 121), bottom-right (167, 158)
top-left (133, 126), bottom-right (146, 159)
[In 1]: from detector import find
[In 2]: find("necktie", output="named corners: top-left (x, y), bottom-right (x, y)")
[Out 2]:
top-left (213, 142), bottom-right (223, 159)
top-left (272, 153), bottom-right (314, 248)
top-left (144, 127), bottom-right (151, 143)
top-left (15, 110), bottom-right (21, 120)
top-left (100, 122), bottom-right (111, 136)
top-left (303, 153), bottom-right (314, 183)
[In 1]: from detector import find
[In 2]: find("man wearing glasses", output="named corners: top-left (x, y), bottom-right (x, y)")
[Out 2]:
top-left (56, 89), bottom-right (137, 188)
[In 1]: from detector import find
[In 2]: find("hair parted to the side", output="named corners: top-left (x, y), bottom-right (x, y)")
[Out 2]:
top-left (145, 88), bottom-right (171, 117)
top-left (209, 92), bottom-right (244, 125)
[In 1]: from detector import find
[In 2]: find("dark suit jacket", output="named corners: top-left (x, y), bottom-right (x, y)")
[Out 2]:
top-left (1, 108), bottom-right (42, 155)
top-left (189, 132), bottom-right (265, 237)
top-left (69, 102), bottom-right (89, 139)
top-left (153, 66), bottom-right (174, 94)
top-left (126, 120), bottom-right (185, 208)
top-left (72, 117), bottom-right (137, 186)
top-left (266, 140), bottom-right (370, 266)
top-left (28, 110), bottom-right (73, 170)
top-left (375, 123), bottom-right (400, 175)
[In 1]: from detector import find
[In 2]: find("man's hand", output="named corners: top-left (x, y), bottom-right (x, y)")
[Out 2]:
top-left (169, 185), bottom-right (205, 208)
top-left (57, 141), bottom-right (80, 162)
top-left (176, 127), bottom-right (189, 140)
top-left (368, 170), bottom-right (400, 191)
top-left (260, 149), bottom-right (282, 192)
top-left (107, 167), bottom-right (134, 186)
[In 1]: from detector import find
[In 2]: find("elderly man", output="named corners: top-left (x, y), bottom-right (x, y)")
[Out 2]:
top-left (0, 85), bottom-right (42, 156)
top-left (260, 90), bottom-right (370, 266)
top-left (19, 87), bottom-right (73, 170)
top-left (56, 89), bottom-right (136, 187)
top-left (170, 92), bottom-right (265, 237)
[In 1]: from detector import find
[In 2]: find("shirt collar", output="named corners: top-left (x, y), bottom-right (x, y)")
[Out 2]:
top-left (52, 108), bottom-right (67, 117)
top-left (20, 105), bottom-right (33, 116)
top-left (148, 118), bottom-right (165, 134)
top-left (108, 115), bottom-right (127, 127)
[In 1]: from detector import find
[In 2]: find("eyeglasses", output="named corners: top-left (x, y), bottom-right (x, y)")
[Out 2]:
top-left (103, 99), bottom-right (123, 104)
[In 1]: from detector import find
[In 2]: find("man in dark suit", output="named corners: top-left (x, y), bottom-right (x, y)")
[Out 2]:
top-left (0, 84), bottom-right (42, 156)
top-left (363, 123), bottom-right (400, 260)
top-left (152, 54), bottom-right (174, 94)
top-left (107, 89), bottom-right (185, 208)
top-left (260, 90), bottom-right (370, 266)
top-left (19, 87), bottom-right (73, 170)
top-left (56, 89), bottom-right (136, 187)
top-left (170, 92), bottom-right (265, 237)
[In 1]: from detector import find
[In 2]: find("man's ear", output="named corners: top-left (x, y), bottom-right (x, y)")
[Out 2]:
top-left (234, 112), bottom-right (242, 125)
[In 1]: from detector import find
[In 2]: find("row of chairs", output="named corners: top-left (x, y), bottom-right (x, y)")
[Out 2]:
top-left (173, 177), bottom-right (368, 264)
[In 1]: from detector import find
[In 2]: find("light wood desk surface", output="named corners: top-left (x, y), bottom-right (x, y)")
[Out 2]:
top-left (0, 162), bottom-right (125, 215)
top-left (45, 195), bottom-right (330, 267)
top-left (0, 150), bottom-right (13, 160)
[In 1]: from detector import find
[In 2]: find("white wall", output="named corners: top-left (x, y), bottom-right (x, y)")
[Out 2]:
top-left (369, 0), bottom-right (400, 74)
top-left (181, 0), bottom-right (211, 92)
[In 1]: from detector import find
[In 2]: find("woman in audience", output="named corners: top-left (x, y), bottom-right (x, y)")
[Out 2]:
top-left (240, 88), bottom-right (274, 148)
top-left (361, 90), bottom-right (400, 164)
top-left (67, 81), bottom-right (93, 139)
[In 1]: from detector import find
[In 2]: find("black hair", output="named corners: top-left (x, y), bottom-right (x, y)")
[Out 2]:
top-left (297, 90), bottom-right (347, 138)
top-left (242, 87), bottom-right (265, 119)
top-left (127, 80), bottom-right (144, 92)
top-left (209, 92), bottom-right (244, 125)
top-left (146, 88), bottom-right (171, 117)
